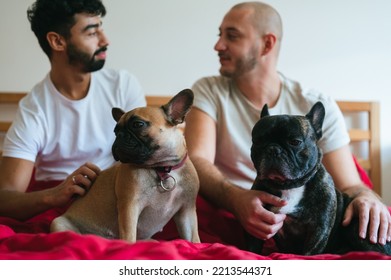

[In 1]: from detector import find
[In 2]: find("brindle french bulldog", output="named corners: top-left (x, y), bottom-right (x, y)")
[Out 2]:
top-left (247, 102), bottom-right (390, 255)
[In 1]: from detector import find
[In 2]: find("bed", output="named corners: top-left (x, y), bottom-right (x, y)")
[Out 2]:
top-left (0, 93), bottom-right (390, 260)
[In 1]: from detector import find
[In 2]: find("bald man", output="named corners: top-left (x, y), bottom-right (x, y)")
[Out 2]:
top-left (185, 1), bottom-right (391, 247)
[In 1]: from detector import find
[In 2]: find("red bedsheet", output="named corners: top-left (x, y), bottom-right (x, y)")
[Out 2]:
top-left (1, 163), bottom-right (390, 260)
top-left (1, 195), bottom-right (390, 260)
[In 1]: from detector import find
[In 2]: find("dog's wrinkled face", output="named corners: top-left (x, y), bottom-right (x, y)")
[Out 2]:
top-left (251, 102), bottom-right (325, 189)
top-left (111, 89), bottom-right (193, 166)
top-left (112, 108), bottom-right (164, 164)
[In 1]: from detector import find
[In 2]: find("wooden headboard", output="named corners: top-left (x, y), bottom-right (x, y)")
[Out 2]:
top-left (336, 101), bottom-right (381, 195)
top-left (0, 92), bottom-right (381, 195)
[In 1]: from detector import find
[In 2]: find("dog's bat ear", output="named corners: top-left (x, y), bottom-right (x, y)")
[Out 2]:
top-left (260, 104), bottom-right (270, 118)
top-left (306, 102), bottom-right (325, 140)
top-left (112, 107), bottom-right (125, 122)
top-left (162, 89), bottom-right (194, 125)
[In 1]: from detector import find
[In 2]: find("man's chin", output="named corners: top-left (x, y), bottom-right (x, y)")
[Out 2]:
top-left (219, 69), bottom-right (234, 78)
top-left (85, 60), bottom-right (105, 73)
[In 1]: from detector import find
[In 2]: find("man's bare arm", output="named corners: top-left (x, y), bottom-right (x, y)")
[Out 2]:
top-left (323, 146), bottom-right (391, 244)
top-left (0, 157), bottom-right (100, 220)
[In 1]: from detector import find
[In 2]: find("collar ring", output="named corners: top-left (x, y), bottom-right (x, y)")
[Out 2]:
top-left (159, 175), bottom-right (177, 192)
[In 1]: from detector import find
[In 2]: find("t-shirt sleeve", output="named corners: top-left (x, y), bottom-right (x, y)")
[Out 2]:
top-left (118, 70), bottom-right (146, 110)
top-left (317, 95), bottom-right (350, 154)
top-left (191, 77), bottom-right (219, 122)
top-left (2, 97), bottom-right (43, 162)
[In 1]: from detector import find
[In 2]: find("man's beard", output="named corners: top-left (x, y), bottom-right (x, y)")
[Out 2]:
top-left (220, 47), bottom-right (258, 78)
top-left (67, 43), bottom-right (107, 73)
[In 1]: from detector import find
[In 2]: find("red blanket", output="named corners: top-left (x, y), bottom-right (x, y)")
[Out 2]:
top-left (1, 163), bottom-right (390, 260)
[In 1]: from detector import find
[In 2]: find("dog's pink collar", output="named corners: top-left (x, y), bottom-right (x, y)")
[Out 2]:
top-left (154, 153), bottom-right (188, 192)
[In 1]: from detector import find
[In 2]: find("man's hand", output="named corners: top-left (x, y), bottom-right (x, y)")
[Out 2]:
top-left (44, 162), bottom-right (101, 208)
top-left (233, 189), bottom-right (287, 240)
top-left (342, 189), bottom-right (391, 245)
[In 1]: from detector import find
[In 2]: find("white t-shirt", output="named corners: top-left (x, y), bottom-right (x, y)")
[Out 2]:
top-left (191, 73), bottom-right (350, 189)
top-left (3, 68), bottom-right (146, 181)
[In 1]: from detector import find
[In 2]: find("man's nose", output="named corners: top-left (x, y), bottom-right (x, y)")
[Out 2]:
top-left (99, 31), bottom-right (110, 47)
top-left (214, 37), bottom-right (226, 52)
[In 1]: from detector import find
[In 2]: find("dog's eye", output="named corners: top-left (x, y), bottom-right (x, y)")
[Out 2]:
top-left (288, 139), bottom-right (302, 146)
top-left (132, 120), bottom-right (145, 129)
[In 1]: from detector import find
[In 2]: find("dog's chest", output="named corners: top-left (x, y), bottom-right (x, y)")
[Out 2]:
top-left (135, 170), bottom-right (186, 238)
top-left (269, 185), bottom-right (305, 214)
top-left (137, 169), bottom-right (184, 205)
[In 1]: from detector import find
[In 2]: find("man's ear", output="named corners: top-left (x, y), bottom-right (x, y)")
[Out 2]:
top-left (261, 33), bottom-right (277, 56)
top-left (46, 32), bottom-right (66, 51)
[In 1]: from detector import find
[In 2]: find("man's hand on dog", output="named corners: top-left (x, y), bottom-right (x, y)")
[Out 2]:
top-left (44, 162), bottom-right (101, 208)
top-left (233, 189), bottom-right (287, 240)
top-left (342, 189), bottom-right (391, 245)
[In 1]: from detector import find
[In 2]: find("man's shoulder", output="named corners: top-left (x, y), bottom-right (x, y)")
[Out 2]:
top-left (92, 69), bottom-right (142, 93)
top-left (281, 74), bottom-right (334, 106)
top-left (193, 75), bottom-right (228, 85)
top-left (192, 75), bottom-right (231, 94)
top-left (21, 74), bottom-right (51, 106)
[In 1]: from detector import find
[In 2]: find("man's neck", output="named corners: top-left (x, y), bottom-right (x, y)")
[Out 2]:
top-left (50, 64), bottom-right (92, 100)
top-left (234, 70), bottom-right (281, 110)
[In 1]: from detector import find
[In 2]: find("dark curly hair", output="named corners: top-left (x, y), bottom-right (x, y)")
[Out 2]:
top-left (27, 0), bottom-right (106, 59)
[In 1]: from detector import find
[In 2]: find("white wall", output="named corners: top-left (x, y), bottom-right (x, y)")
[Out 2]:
top-left (1, 0), bottom-right (390, 204)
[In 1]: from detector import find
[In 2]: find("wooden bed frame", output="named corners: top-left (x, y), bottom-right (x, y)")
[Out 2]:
top-left (0, 92), bottom-right (382, 195)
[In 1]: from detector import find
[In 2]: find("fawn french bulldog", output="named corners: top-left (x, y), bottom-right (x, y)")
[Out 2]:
top-left (51, 89), bottom-right (200, 243)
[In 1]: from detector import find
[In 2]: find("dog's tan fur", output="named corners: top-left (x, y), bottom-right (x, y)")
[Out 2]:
top-left (50, 90), bottom-right (200, 243)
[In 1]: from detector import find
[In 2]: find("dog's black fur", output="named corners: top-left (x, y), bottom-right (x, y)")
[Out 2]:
top-left (247, 102), bottom-right (391, 255)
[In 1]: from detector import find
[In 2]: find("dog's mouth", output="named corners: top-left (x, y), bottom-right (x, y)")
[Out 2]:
top-left (112, 134), bottom-right (157, 164)
top-left (112, 144), bottom-right (153, 164)
top-left (265, 172), bottom-right (287, 182)
top-left (258, 170), bottom-right (300, 190)
top-left (257, 159), bottom-right (320, 189)
top-left (258, 168), bottom-right (289, 182)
